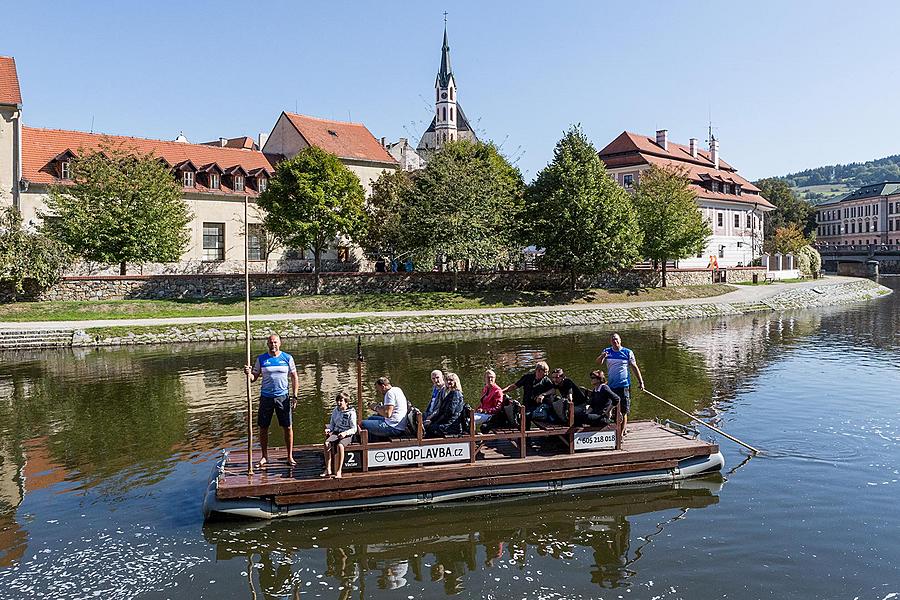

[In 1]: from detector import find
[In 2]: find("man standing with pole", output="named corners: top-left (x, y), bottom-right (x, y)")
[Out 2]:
top-left (245, 334), bottom-right (299, 467)
top-left (596, 332), bottom-right (645, 434)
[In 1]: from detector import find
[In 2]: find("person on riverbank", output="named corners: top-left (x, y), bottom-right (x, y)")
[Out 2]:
top-left (424, 370), bottom-right (447, 420)
top-left (244, 333), bottom-right (299, 467)
top-left (474, 369), bottom-right (503, 427)
top-left (361, 377), bottom-right (409, 440)
top-left (575, 370), bottom-right (620, 426)
top-left (322, 391), bottom-right (357, 479)
top-left (595, 333), bottom-right (644, 433)
top-left (501, 361), bottom-right (554, 426)
top-left (425, 372), bottom-right (465, 436)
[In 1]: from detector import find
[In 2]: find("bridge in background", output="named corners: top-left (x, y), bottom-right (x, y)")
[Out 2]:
top-left (816, 244), bottom-right (900, 276)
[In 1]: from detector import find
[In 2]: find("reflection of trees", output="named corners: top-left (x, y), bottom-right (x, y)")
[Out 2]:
top-left (203, 480), bottom-right (720, 597)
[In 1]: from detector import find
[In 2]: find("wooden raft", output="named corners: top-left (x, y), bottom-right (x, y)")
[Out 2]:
top-left (216, 417), bottom-right (718, 507)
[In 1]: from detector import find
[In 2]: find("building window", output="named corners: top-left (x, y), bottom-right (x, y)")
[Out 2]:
top-left (209, 173), bottom-right (220, 190)
top-left (183, 171), bottom-right (194, 187)
top-left (337, 246), bottom-right (350, 263)
top-left (202, 223), bottom-right (225, 261)
top-left (233, 175), bottom-right (244, 191)
top-left (736, 185), bottom-right (742, 195)
top-left (718, 245), bottom-right (725, 258)
top-left (450, 87), bottom-right (454, 101)
top-left (450, 107), bottom-right (454, 122)
top-left (442, 107), bottom-right (446, 121)
top-left (60, 161), bottom-right (71, 180)
top-left (747, 214), bottom-right (752, 229)
top-left (717, 212), bottom-right (723, 227)
top-left (873, 221), bottom-right (878, 232)
top-left (623, 174), bottom-right (634, 187)
top-left (734, 213), bottom-right (740, 228)
top-left (257, 176), bottom-right (267, 192)
top-left (247, 223), bottom-right (265, 261)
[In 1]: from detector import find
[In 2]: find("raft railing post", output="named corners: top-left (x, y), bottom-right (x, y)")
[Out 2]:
top-left (567, 399), bottom-right (575, 455)
top-left (615, 404), bottom-right (623, 450)
top-left (519, 404), bottom-right (527, 458)
top-left (468, 406), bottom-right (477, 464)
top-left (360, 429), bottom-right (369, 472)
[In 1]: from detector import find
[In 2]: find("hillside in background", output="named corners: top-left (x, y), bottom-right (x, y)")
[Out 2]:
top-left (777, 154), bottom-right (900, 204)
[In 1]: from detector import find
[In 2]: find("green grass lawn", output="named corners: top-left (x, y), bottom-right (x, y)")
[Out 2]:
top-left (0, 284), bottom-right (735, 322)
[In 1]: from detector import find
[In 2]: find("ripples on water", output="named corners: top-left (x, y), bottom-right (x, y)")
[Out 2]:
top-left (0, 279), bottom-right (898, 599)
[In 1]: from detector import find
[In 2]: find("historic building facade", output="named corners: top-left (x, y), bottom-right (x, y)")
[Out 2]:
top-left (0, 56), bottom-right (397, 274)
top-left (416, 24), bottom-right (478, 154)
top-left (599, 129), bottom-right (774, 268)
top-left (815, 182), bottom-right (900, 246)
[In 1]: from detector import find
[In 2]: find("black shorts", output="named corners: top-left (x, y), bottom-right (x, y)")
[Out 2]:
top-left (610, 386), bottom-right (631, 415)
top-left (258, 394), bottom-right (292, 428)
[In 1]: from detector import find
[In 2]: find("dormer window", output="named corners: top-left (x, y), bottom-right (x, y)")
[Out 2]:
top-left (60, 161), bottom-right (71, 180)
top-left (233, 175), bottom-right (244, 191)
top-left (183, 171), bottom-right (194, 187)
top-left (736, 185), bottom-right (742, 195)
top-left (257, 176), bottom-right (267, 192)
top-left (623, 174), bottom-right (634, 187)
top-left (209, 173), bottom-right (220, 190)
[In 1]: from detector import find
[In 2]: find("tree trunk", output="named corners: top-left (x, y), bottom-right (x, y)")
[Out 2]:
top-left (571, 267), bottom-right (577, 291)
top-left (314, 249), bottom-right (322, 295)
top-left (661, 259), bottom-right (668, 288)
top-left (452, 267), bottom-right (459, 292)
top-left (119, 261), bottom-right (126, 276)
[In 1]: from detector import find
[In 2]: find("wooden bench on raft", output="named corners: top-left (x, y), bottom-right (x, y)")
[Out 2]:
top-left (346, 401), bottom-right (624, 472)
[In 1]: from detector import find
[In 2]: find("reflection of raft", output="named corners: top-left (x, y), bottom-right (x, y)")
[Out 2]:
top-left (203, 419), bottom-right (723, 520)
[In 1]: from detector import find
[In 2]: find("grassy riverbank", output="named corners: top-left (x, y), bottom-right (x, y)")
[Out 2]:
top-left (0, 284), bottom-right (734, 322)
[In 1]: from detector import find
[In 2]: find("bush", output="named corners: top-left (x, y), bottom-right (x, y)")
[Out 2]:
top-left (796, 245), bottom-right (822, 277)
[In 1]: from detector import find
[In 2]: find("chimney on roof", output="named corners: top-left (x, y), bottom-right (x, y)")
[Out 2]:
top-left (258, 132), bottom-right (269, 150)
top-left (689, 138), bottom-right (699, 158)
top-left (709, 136), bottom-right (720, 169)
top-left (399, 137), bottom-right (407, 145)
top-left (218, 137), bottom-right (227, 147)
top-left (656, 129), bottom-right (668, 151)
top-left (381, 137), bottom-right (387, 147)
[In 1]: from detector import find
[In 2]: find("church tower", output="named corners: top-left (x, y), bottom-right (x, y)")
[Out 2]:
top-left (417, 20), bottom-right (477, 154)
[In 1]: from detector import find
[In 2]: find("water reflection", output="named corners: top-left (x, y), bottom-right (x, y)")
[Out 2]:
top-left (203, 478), bottom-right (721, 597)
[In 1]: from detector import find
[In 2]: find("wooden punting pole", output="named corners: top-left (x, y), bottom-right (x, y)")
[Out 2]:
top-left (356, 336), bottom-right (364, 420)
top-left (244, 196), bottom-right (254, 476)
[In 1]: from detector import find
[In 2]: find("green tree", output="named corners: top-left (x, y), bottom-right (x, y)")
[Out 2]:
top-left (633, 165), bottom-right (710, 286)
top-left (767, 224), bottom-right (809, 254)
top-left (755, 178), bottom-right (816, 238)
top-left (357, 168), bottom-right (416, 261)
top-left (257, 146), bottom-right (366, 293)
top-left (42, 144), bottom-right (192, 275)
top-left (528, 125), bottom-right (642, 288)
top-left (796, 245), bottom-right (822, 278)
top-left (0, 207), bottom-right (70, 297)
top-left (402, 140), bottom-right (526, 287)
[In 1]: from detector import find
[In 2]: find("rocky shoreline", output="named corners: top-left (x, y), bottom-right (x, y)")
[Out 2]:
top-left (55, 278), bottom-right (888, 349)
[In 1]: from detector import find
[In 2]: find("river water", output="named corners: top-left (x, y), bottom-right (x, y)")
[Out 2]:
top-left (0, 280), bottom-right (898, 599)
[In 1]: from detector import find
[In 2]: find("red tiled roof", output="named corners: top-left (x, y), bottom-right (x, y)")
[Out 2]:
top-left (0, 56), bottom-right (22, 106)
top-left (22, 126), bottom-right (275, 196)
top-left (201, 136), bottom-right (258, 150)
top-left (283, 112), bottom-right (397, 165)
top-left (599, 131), bottom-right (735, 171)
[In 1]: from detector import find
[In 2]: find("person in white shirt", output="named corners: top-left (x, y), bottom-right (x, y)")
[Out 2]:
top-left (322, 391), bottom-right (358, 479)
top-left (360, 376), bottom-right (409, 440)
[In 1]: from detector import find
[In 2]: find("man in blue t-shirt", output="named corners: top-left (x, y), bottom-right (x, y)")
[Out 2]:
top-left (244, 334), bottom-right (299, 467)
top-left (595, 333), bottom-right (645, 433)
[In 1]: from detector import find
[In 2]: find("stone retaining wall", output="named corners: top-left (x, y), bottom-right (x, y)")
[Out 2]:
top-left (30, 267), bottom-right (762, 302)
top-left (63, 278), bottom-right (888, 348)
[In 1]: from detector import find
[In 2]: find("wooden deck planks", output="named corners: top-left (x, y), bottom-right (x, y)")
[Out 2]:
top-left (217, 420), bottom-right (717, 501)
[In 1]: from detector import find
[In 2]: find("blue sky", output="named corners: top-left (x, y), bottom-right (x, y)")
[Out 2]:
top-left (4, 1), bottom-right (900, 181)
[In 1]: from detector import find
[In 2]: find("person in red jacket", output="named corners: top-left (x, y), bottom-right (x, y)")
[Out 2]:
top-left (475, 369), bottom-right (504, 427)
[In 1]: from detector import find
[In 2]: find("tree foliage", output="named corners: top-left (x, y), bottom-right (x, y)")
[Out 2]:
top-left (401, 140), bottom-right (526, 274)
top-left (0, 207), bottom-right (70, 296)
top-left (42, 144), bottom-right (192, 275)
top-left (796, 245), bottom-right (822, 277)
top-left (633, 165), bottom-right (710, 286)
top-left (755, 177), bottom-right (816, 238)
top-left (527, 126), bottom-right (642, 286)
top-left (781, 154), bottom-right (900, 189)
top-left (357, 168), bottom-right (416, 260)
top-left (257, 146), bottom-right (366, 291)
top-left (767, 224), bottom-right (809, 255)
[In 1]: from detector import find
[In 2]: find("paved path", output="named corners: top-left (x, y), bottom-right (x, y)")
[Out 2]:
top-left (0, 276), bottom-right (860, 332)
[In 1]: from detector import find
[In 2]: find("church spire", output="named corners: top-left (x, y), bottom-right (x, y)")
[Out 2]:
top-left (437, 19), bottom-right (452, 88)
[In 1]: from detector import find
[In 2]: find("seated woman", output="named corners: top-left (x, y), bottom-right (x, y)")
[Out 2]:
top-left (424, 372), bottom-right (465, 437)
top-left (424, 370), bottom-right (447, 421)
top-left (475, 369), bottom-right (503, 427)
top-left (322, 391), bottom-right (358, 479)
top-left (575, 370), bottom-right (621, 427)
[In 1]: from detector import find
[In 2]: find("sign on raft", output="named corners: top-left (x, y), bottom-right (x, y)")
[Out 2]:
top-left (573, 430), bottom-right (617, 451)
top-left (367, 443), bottom-right (471, 468)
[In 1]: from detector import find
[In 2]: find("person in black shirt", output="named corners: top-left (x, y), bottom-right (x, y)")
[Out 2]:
top-left (501, 361), bottom-right (554, 411)
top-left (575, 370), bottom-right (621, 426)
